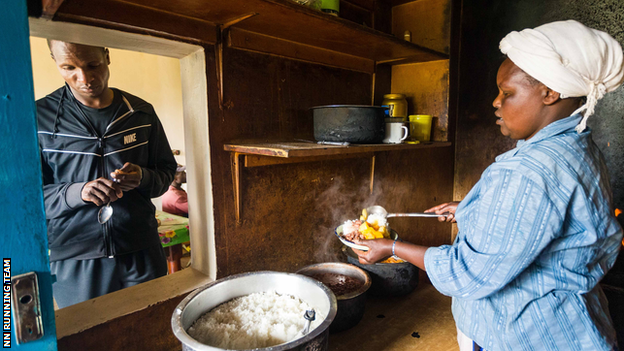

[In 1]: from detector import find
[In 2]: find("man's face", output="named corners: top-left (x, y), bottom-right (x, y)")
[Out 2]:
top-left (50, 42), bottom-right (111, 103)
top-left (492, 59), bottom-right (548, 140)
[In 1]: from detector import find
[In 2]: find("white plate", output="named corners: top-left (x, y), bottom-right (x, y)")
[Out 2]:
top-left (335, 225), bottom-right (370, 251)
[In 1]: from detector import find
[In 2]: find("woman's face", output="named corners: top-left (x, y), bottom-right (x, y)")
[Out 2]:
top-left (492, 59), bottom-right (549, 140)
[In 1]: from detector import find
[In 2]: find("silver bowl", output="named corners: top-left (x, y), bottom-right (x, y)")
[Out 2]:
top-left (171, 271), bottom-right (338, 351)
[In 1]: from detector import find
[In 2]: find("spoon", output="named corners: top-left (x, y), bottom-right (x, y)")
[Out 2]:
top-left (366, 205), bottom-right (448, 219)
top-left (98, 202), bottom-right (113, 224)
top-left (301, 309), bottom-right (316, 336)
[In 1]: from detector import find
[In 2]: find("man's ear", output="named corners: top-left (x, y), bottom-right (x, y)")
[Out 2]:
top-left (543, 87), bottom-right (560, 106)
top-left (105, 48), bottom-right (111, 65)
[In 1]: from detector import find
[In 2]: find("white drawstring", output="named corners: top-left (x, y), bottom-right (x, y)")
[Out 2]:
top-left (574, 81), bottom-right (607, 133)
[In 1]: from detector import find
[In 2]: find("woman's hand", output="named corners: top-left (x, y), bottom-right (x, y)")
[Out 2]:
top-left (351, 238), bottom-right (393, 264)
top-left (425, 201), bottom-right (460, 222)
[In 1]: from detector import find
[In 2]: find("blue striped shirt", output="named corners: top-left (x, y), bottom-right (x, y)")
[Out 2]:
top-left (425, 114), bottom-right (622, 351)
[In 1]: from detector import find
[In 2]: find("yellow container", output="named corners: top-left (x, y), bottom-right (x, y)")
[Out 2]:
top-left (408, 115), bottom-right (433, 142)
top-left (381, 94), bottom-right (408, 120)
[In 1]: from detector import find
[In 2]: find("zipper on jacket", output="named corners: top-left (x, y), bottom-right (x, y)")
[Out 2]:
top-left (98, 137), bottom-right (114, 258)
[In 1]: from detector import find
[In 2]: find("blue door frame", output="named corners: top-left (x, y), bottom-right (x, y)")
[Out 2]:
top-left (1, 1), bottom-right (58, 350)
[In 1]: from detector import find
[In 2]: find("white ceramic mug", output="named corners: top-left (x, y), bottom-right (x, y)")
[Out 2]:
top-left (383, 122), bottom-right (409, 144)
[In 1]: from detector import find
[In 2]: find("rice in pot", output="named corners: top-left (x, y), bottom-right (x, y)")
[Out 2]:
top-left (187, 291), bottom-right (318, 349)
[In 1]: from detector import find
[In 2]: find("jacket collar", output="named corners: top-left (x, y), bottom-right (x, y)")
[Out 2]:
top-left (496, 113), bottom-right (585, 161)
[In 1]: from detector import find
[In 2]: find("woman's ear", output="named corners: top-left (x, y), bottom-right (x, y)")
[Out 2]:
top-left (543, 87), bottom-right (561, 105)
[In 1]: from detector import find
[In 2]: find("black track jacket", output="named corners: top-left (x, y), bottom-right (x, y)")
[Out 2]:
top-left (37, 86), bottom-right (177, 261)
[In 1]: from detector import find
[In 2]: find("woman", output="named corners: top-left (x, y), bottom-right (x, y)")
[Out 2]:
top-left (354, 20), bottom-right (623, 351)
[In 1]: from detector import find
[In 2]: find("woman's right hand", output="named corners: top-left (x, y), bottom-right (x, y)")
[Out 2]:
top-left (425, 201), bottom-right (460, 222)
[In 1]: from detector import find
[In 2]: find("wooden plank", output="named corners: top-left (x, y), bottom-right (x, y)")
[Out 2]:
top-left (244, 152), bottom-right (375, 167)
top-left (95, 0), bottom-right (448, 62)
top-left (224, 141), bottom-right (452, 157)
top-left (340, 0), bottom-right (373, 27)
top-left (53, 0), bottom-right (218, 45)
top-left (343, 0), bottom-right (375, 11)
top-left (228, 28), bottom-right (375, 73)
top-left (392, 0), bottom-right (451, 54)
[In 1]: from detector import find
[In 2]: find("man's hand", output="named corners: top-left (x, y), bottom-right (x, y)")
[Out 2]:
top-left (110, 162), bottom-right (143, 191)
top-left (82, 178), bottom-right (123, 206)
top-left (425, 201), bottom-right (460, 222)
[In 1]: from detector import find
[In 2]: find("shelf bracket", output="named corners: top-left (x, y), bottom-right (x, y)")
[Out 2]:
top-left (370, 155), bottom-right (376, 195)
top-left (231, 152), bottom-right (243, 224)
top-left (216, 13), bottom-right (258, 110)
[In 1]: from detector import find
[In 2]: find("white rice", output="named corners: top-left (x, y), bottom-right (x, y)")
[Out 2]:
top-left (366, 214), bottom-right (387, 227)
top-left (342, 220), bottom-right (360, 236)
top-left (187, 291), bottom-right (318, 350)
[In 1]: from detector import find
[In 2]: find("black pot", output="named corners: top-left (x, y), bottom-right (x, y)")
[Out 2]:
top-left (343, 246), bottom-right (419, 297)
top-left (311, 105), bottom-right (386, 144)
top-left (296, 262), bottom-right (371, 333)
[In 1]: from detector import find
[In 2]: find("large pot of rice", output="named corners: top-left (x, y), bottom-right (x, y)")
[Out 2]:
top-left (171, 271), bottom-right (338, 351)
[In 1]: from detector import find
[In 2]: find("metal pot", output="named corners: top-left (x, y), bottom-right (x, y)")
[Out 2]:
top-left (311, 105), bottom-right (386, 144)
top-left (171, 271), bottom-right (337, 351)
top-left (342, 246), bottom-right (419, 297)
top-left (296, 262), bottom-right (371, 333)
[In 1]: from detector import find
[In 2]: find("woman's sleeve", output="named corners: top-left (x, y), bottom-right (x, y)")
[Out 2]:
top-left (424, 168), bottom-right (563, 300)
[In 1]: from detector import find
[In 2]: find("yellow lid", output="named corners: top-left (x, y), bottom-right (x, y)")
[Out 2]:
top-left (383, 93), bottom-right (406, 99)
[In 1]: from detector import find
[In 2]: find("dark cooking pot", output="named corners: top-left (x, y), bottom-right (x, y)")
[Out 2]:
top-left (342, 246), bottom-right (419, 297)
top-left (297, 262), bottom-right (371, 333)
top-left (311, 105), bottom-right (386, 144)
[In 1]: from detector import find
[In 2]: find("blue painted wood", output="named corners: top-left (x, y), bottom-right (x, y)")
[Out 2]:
top-left (0, 1), bottom-right (58, 350)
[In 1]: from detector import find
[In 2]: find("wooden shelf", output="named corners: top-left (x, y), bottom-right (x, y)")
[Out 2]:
top-left (225, 141), bottom-right (451, 222)
top-left (224, 141), bottom-right (451, 158)
top-left (54, 0), bottom-right (449, 65)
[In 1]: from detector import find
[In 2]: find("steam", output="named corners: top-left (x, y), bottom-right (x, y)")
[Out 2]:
top-left (312, 175), bottom-right (382, 263)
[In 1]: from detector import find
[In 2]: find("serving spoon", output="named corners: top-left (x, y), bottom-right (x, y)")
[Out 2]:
top-left (366, 205), bottom-right (448, 219)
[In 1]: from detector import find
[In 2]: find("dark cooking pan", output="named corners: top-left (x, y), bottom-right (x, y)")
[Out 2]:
top-left (311, 105), bottom-right (386, 144)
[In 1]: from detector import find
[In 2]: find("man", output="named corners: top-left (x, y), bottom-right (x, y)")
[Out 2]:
top-left (162, 164), bottom-right (189, 217)
top-left (36, 40), bottom-right (177, 308)
top-left (354, 20), bottom-right (623, 350)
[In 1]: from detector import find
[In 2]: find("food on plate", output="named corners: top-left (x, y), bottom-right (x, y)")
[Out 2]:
top-left (341, 208), bottom-right (405, 264)
top-left (342, 209), bottom-right (390, 241)
top-left (187, 291), bottom-right (318, 349)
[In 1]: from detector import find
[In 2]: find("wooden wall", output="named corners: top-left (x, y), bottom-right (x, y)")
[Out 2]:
top-left (208, 47), bottom-right (455, 277)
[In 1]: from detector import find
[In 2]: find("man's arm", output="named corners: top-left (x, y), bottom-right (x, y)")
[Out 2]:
top-left (136, 115), bottom-right (176, 198)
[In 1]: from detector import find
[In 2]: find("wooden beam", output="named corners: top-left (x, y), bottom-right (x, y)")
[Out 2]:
top-left (227, 28), bottom-right (375, 73)
top-left (52, 0), bottom-right (218, 45)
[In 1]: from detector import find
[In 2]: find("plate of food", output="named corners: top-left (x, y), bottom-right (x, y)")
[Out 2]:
top-left (335, 209), bottom-right (393, 252)
top-left (335, 225), bottom-right (370, 251)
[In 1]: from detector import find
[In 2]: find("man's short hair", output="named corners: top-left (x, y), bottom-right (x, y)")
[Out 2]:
top-left (47, 39), bottom-right (108, 58)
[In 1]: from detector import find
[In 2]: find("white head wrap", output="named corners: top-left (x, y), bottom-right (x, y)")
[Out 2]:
top-left (500, 20), bottom-right (624, 133)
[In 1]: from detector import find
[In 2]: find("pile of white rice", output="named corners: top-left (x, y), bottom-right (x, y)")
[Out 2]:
top-left (187, 291), bottom-right (318, 349)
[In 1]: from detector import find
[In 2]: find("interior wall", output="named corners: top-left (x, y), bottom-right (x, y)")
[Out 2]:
top-left (206, 48), bottom-right (455, 278)
top-left (455, 0), bottom-right (624, 345)
top-left (30, 37), bottom-right (187, 208)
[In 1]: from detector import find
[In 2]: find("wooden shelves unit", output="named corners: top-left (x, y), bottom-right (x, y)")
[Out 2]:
top-left (225, 141), bottom-right (451, 221)
top-left (51, 0), bottom-right (449, 72)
